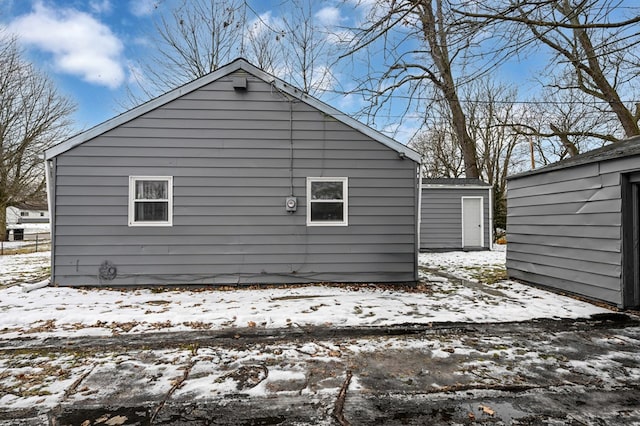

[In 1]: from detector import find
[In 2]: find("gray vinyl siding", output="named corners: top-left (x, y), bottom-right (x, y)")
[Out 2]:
top-left (51, 71), bottom-right (418, 286)
top-left (420, 186), bottom-right (491, 250)
top-left (506, 162), bottom-right (626, 305)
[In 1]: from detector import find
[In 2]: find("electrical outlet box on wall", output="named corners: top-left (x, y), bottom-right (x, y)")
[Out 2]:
top-left (285, 197), bottom-right (297, 212)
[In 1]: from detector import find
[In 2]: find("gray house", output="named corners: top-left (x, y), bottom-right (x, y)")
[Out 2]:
top-left (507, 136), bottom-right (640, 309)
top-left (420, 178), bottom-right (493, 251)
top-left (44, 59), bottom-right (421, 287)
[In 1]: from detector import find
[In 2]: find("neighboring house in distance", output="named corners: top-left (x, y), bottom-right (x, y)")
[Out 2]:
top-left (44, 58), bottom-right (421, 287)
top-left (420, 178), bottom-right (493, 251)
top-left (506, 136), bottom-right (640, 309)
top-left (6, 202), bottom-right (49, 225)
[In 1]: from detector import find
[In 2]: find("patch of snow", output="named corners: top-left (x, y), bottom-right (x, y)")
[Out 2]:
top-left (0, 251), bottom-right (50, 286)
top-left (0, 248), bottom-right (614, 339)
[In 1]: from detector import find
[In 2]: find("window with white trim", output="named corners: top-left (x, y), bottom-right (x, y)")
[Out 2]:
top-left (128, 176), bottom-right (173, 226)
top-left (306, 177), bottom-right (348, 226)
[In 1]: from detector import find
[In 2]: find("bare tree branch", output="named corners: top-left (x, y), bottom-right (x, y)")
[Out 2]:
top-left (0, 31), bottom-right (75, 239)
top-left (461, 0), bottom-right (640, 140)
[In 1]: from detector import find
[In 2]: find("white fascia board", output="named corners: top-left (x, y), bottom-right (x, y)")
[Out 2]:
top-left (45, 59), bottom-right (421, 164)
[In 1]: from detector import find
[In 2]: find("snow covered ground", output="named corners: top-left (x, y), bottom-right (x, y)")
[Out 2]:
top-left (0, 251), bottom-right (50, 285)
top-left (1, 247), bottom-right (639, 424)
top-left (0, 246), bottom-right (610, 339)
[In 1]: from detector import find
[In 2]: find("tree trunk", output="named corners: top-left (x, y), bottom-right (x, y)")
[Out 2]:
top-left (417, 0), bottom-right (480, 178)
top-left (0, 204), bottom-right (7, 242)
top-left (449, 96), bottom-right (480, 178)
top-left (549, 123), bottom-right (579, 157)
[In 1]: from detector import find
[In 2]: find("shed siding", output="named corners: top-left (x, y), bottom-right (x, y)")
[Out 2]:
top-left (507, 162), bottom-right (625, 305)
top-left (420, 187), bottom-right (490, 250)
top-left (52, 72), bottom-right (418, 286)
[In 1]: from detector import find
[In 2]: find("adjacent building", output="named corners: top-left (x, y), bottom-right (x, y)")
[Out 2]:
top-left (420, 178), bottom-right (493, 251)
top-left (507, 137), bottom-right (640, 308)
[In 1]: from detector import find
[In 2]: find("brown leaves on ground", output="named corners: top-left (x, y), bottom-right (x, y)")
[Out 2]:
top-left (479, 404), bottom-right (495, 416)
top-left (24, 319), bottom-right (56, 334)
top-left (148, 321), bottom-right (172, 330)
top-left (182, 321), bottom-right (211, 329)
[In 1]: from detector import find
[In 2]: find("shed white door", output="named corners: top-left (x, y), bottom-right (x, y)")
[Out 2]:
top-left (462, 197), bottom-right (483, 248)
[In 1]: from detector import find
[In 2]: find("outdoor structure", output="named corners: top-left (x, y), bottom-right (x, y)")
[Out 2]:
top-left (506, 136), bottom-right (640, 309)
top-left (44, 58), bottom-right (421, 287)
top-left (6, 202), bottom-right (49, 225)
top-left (420, 178), bottom-right (493, 251)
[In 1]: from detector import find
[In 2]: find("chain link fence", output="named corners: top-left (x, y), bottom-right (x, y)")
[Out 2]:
top-left (1, 230), bottom-right (51, 255)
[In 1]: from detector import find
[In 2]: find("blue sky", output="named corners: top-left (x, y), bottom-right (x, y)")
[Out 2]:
top-left (2, 0), bottom-right (519, 144)
top-left (2, 0), bottom-right (157, 129)
top-left (2, 0), bottom-right (638, 147)
top-left (2, 1), bottom-right (345, 133)
top-left (0, 0), bottom-right (568, 144)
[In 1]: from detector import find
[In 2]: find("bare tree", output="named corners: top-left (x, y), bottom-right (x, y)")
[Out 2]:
top-left (244, 10), bottom-right (281, 73)
top-left (412, 77), bottom-right (526, 231)
top-left (0, 33), bottom-right (75, 239)
top-left (411, 129), bottom-right (464, 178)
top-left (515, 86), bottom-right (615, 166)
top-left (126, 0), bottom-right (248, 103)
top-left (276, 0), bottom-right (337, 96)
top-left (341, 0), bottom-right (515, 178)
top-left (464, 79), bottom-right (525, 231)
top-left (463, 0), bottom-right (640, 144)
top-left (409, 101), bottom-right (464, 178)
top-left (126, 0), bottom-right (338, 105)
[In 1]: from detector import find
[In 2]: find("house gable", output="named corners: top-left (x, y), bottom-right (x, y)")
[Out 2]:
top-left (45, 59), bottom-right (420, 163)
top-left (47, 60), bottom-right (420, 286)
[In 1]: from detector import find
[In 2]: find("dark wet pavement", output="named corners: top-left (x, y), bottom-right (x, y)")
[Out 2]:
top-left (1, 313), bottom-right (639, 425)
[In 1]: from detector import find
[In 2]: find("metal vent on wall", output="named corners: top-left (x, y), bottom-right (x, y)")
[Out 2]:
top-left (232, 76), bottom-right (247, 90)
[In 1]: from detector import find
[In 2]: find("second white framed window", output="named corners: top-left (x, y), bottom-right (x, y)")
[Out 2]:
top-left (306, 177), bottom-right (348, 226)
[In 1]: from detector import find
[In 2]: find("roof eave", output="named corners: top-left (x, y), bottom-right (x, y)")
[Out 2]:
top-left (45, 59), bottom-right (421, 164)
top-left (265, 77), bottom-right (421, 164)
top-left (46, 60), bottom-right (244, 160)
top-left (508, 136), bottom-right (640, 181)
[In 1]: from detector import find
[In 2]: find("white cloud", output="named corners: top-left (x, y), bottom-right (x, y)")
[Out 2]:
top-left (89, 0), bottom-right (111, 14)
top-left (315, 6), bottom-right (343, 27)
top-left (129, 0), bottom-right (157, 17)
top-left (7, 2), bottom-right (125, 89)
top-left (132, 36), bottom-right (153, 47)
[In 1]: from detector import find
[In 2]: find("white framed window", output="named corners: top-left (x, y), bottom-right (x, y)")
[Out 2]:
top-left (128, 176), bottom-right (173, 226)
top-left (306, 177), bottom-right (348, 226)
